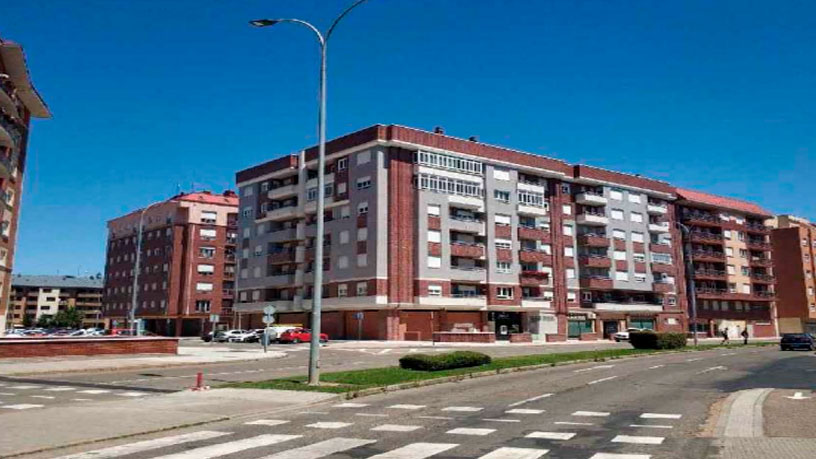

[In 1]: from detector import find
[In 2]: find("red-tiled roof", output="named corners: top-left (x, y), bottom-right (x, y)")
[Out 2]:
top-left (676, 188), bottom-right (771, 217)
top-left (174, 191), bottom-right (238, 207)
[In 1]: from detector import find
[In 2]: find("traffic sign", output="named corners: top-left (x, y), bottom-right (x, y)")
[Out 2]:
top-left (263, 305), bottom-right (276, 315)
top-left (209, 314), bottom-right (220, 323)
top-left (262, 315), bottom-right (275, 325)
top-left (353, 312), bottom-right (364, 320)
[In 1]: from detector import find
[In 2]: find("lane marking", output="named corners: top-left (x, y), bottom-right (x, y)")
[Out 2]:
top-left (0, 392), bottom-right (14, 396)
top-left (302, 411), bottom-right (330, 415)
top-left (71, 398), bottom-right (93, 402)
top-left (372, 424), bottom-right (423, 432)
top-left (356, 413), bottom-right (389, 417)
top-left (418, 415), bottom-right (454, 420)
top-left (245, 419), bottom-right (290, 426)
top-left (478, 447), bottom-right (549, 458)
top-left (640, 413), bottom-right (682, 419)
top-left (648, 365), bottom-right (664, 370)
top-left (155, 434), bottom-right (301, 459)
top-left (306, 422), bottom-right (353, 429)
top-left (589, 454), bottom-right (651, 459)
top-left (483, 418), bottom-right (521, 423)
top-left (388, 404), bottom-right (425, 410)
top-left (77, 389), bottom-right (110, 394)
top-left (526, 431), bottom-right (576, 440)
top-left (508, 393), bottom-right (553, 408)
top-left (554, 421), bottom-right (593, 426)
top-left (442, 406), bottom-right (482, 412)
top-left (572, 411), bottom-right (610, 417)
top-left (31, 395), bottom-right (55, 399)
top-left (697, 366), bottom-right (727, 374)
top-left (44, 387), bottom-right (76, 392)
top-left (506, 408), bottom-right (544, 414)
top-left (629, 424), bottom-right (673, 429)
top-left (54, 431), bottom-right (231, 459)
top-left (588, 376), bottom-right (618, 385)
top-left (612, 434), bottom-right (664, 445)
top-left (118, 392), bottom-right (147, 397)
top-left (686, 358), bottom-right (703, 362)
top-left (1, 404), bottom-right (43, 410)
top-left (9, 385), bottom-right (40, 390)
top-left (334, 402), bottom-right (369, 408)
top-left (574, 365), bottom-right (615, 373)
top-left (367, 442), bottom-right (458, 459)
top-left (447, 427), bottom-right (495, 436)
top-left (721, 352), bottom-right (737, 356)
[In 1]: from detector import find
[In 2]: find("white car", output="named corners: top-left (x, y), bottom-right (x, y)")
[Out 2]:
top-left (614, 328), bottom-right (645, 342)
top-left (228, 330), bottom-right (261, 343)
top-left (215, 329), bottom-right (247, 343)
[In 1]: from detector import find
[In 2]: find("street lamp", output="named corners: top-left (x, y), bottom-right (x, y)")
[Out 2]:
top-left (677, 222), bottom-right (699, 346)
top-left (250, 0), bottom-right (369, 386)
top-left (129, 201), bottom-right (164, 335)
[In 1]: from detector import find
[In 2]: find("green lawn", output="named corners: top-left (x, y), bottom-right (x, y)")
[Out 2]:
top-left (229, 342), bottom-right (774, 394)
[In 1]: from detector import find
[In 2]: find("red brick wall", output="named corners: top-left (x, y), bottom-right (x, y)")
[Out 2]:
top-left (387, 148), bottom-right (415, 304)
top-left (771, 227), bottom-right (808, 320)
top-left (0, 338), bottom-right (178, 358)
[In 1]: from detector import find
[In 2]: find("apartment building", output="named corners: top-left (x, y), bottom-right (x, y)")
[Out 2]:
top-left (676, 189), bottom-right (776, 338)
top-left (234, 124), bottom-right (686, 341)
top-left (770, 215), bottom-right (816, 334)
top-left (102, 191), bottom-right (238, 336)
top-left (7, 275), bottom-right (104, 328)
top-left (0, 37), bottom-right (50, 330)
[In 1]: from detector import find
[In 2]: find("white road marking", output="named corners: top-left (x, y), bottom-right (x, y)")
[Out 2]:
top-left (686, 358), bottom-right (703, 362)
top-left (574, 365), bottom-right (615, 373)
top-left (721, 352), bottom-right (737, 356)
top-left (478, 447), bottom-right (549, 458)
top-left (0, 392), bottom-right (14, 396)
top-left (447, 427), bottom-right (495, 436)
top-left (526, 431), bottom-right (576, 440)
top-left (9, 385), bottom-right (40, 390)
top-left (262, 438), bottom-right (376, 459)
top-left (508, 393), bottom-right (553, 407)
top-left (506, 408), bottom-right (545, 414)
top-left (588, 376), bottom-right (618, 385)
top-left (245, 419), bottom-right (290, 426)
top-left (785, 392), bottom-right (812, 400)
top-left (356, 413), bottom-right (389, 417)
top-left (572, 411), bottom-right (610, 417)
top-left (442, 406), bottom-right (482, 412)
top-left (1, 404), bottom-right (43, 410)
top-left (77, 389), bottom-right (110, 394)
top-left (301, 411), bottom-right (330, 415)
top-left (71, 398), bottom-right (92, 401)
top-left (629, 424), bottom-right (673, 429)
top-left (697, 366), bottom-right (727, 374)
top-left (554, 421), bottom-right (593, 426)
top-left (31, 395), bottom-right (55, 399)
top-left (155, 434), bottom-right (300, 459)
top-left (388, 404), bottom-right (425, 410)
top-left (418, 415), bottom-right (454, 420)
top-left (334, 402), bottom-right (369, 408)
top-left (612, 434), bottom-right (665, 445)
top-left (44, 387), bottom-right (76, 391)
top-left (306, 422), bottom-right (353, 429)
top-left (640, 413), bottom-right (682, 419)
top-left (648, 365), bottom-right (665, 370)
top-left (589, 454), bottom-right (651, 459)
top-left (54, 431), bottom-right (231, 459)
top-left (483, 418), bottom-right (521, 423)
top-left (378, 349), bottom-right (392, 354)
top-left (372, 424), bottom-right (423, 432)
top-left (367, 442), bottom-right (458, 459)
top-left (118, 392), bottom-right (147, 397)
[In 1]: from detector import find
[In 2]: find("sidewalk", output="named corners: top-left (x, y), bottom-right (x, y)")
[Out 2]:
top-left (0, 388), bottom-right (336, 457)
top-left (324, 337), bottom-right (777, 349)
top-left (0, 346), bottom-right (286, 376)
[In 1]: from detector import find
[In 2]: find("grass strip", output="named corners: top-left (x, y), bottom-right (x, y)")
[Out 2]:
top-left (227, 342), bottom-right (774, 394)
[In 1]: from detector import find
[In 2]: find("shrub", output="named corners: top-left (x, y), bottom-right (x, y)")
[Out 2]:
top-left (629, 331), bottom-right (687, 350)
top-left (399, 351), bottom-right (492, 371)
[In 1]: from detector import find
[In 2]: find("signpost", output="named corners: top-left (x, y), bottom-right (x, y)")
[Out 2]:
top-left (262, 306), bottom-right (276, 353)
top-left (208, 314), bottom-right (220, 345)
top-left (353, 311), bottom-right (363, 341)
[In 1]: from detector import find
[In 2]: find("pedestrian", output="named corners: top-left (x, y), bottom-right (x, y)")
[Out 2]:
top-left (741, 328), bottom-right (749, 345)
top-left (721, 327), bottom-right (729, 345)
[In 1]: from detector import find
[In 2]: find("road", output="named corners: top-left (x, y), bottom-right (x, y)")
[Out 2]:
top-left (22, 345), bottom-right (816, 459)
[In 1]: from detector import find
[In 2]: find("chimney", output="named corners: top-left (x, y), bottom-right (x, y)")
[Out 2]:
top-left (468, 136), bottom-right (479, 142)
top-left (223, 190), bottom-right (237, 197)
top-left (433, 126), bottom-right (445, 134)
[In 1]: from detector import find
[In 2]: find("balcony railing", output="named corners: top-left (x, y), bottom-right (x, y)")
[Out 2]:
top-left (682, 212), bottom-right (718, 223)
top-left (450, 265), bottom-right (486, 271)
top-left (450, 293), bottom-right (486, 298)
top-left (751, 273), bottom-right (774, 282)
top-left (691, 232), bottom-right (724, 241)
top-left (695, 269), bottom-right (727, 278)
top-left (450, 214), bottom-right (484, 223)
top-left (693, 250), bottom-right (725, 260)
top-left (746, 223), bottom-right (771, 232)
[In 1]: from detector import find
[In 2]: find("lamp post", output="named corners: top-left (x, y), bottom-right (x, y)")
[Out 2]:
top-left (677, 222), bottom-right (699, 346)
top-left (250, 0), bottom-right (368, 386)
top-left (129, 201), bottom-right (163, 335)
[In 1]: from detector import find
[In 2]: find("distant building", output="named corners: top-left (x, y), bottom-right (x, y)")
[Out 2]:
top-left (0, 36), bottom-right (51, 330)
top-left (771, 215), bottom-right (816, 334)
top-left (102, 191), bottom-right (239, 336)
top-left (8, 275), bottom-right (104, 328)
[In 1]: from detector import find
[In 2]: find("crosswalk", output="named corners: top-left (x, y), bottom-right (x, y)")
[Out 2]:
top-left (0, 383), bottom-right (150, 411)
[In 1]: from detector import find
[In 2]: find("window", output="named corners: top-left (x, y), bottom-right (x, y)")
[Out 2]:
top-left (667, 296), bottom-right (677, 306)
top-left (723, 230), bottom-right (732, 240)
top-left (742, 284), bottom-right (751, 294)
top-left (428, 285), bottom-right (443, 296)
top-left (357, 150), bottom-right (371, 165)
top-left (633, 252), bottom-right (646, 263)
top-left (307, 187), bottom-right (318, 201)
top-left (427, 204), bottom-right (441, 216)
top-left (358, 202), bottom-right (369, 215)
top-left (197, 264), bottom-right (215, 275)
top-left (196, 282), bottom-right (213, 292)
top-left (242, 187), bottom-right (254, 197)
top-left (356, 282), bottom-right (368, 296)
top-left (260, 182), bottom-right (269, 192)
top-left (728, 283), bottom-right (737, 293)
top-left (358, 227), bottom-right (368, 241)
top-left (611, 209), bottom-right (624, 220)
top-left (495, 214), bottom-right (511, 225)
top-left (613, 229), bottom-right (626, 240)
top-left (567, 291), bottom-right (577, 302)
top-left (199, 247), bottom-right (215, 258)
top-left (201, 211), bottom-right (217, 223)
top-left (428, 230), bottom-right (441, 243)
top-left (561, 184), bottom-right (571, 194)
top-left (241, 248), bottom-right (249, 259)
top-left (254, 267), bottom-right (261, 278)
top-left (496, 261), bottom-right (512, 273)
top-left (357, 253), bottom-right (368, 267)
top-left (337, 158), bottom-right (348, 170)
top-left (337, 182), bottom-right (346, 195)
top-left (628, 193), bottom-right (641, 204)
top-left (652, 253), bottom-right (672, 264)
top-left (428, 256), bottom-right (442, 268)
top-left (493, 168), bottom-right (510, 181)
top-left (416, 173), bottom-right (484, 197)
top-left (242, 207), bottom-right (252, 218)
top-left (199, 228), bottom-right (216, 240)
top-left (494, 190), bottom-right (511, 202)
top-left (726, 247), bottom-right (734, 257)
top-left (254, 245), bottom-right (263, 257)
top-left (610, 189), bottom-right (623, 200)
top-left (630, 212), bottom-right (643, 223)
top-left (497, 287), bottom-right (514, 299)
top-left (341, 206), bottom-right (350, 218)
top-left (634, 273), bottom-right (647, 283)
top-left (338, 256), bottom-right (348, 269)
top-left (495, 239), bottom-right (512, 250)
top-left (340, 230), bottom-right (349, 244)
top-left (615, 271), bottom-right (629, 281)
top-left (257, 224), bottom-right (266, 235)
top-left (243, 227), bottom-right (251, 238)
top-left (614, 250), bottom-right (627, 260)
top-left (415, 150), bottom-right (484, 175)
top-left (195, 300), bottom-right (211, 312)
top-left (338, 284), bottom-right (348, 297)
top-left (741, 266), bottom-right (750, 276)
top-left (563, 225), bottom-right (574, 236)
top-left (356, 176), bottom-right (372, 190)
top-left (739, 249), bottom-right (748, 258)
top-left (727, 265), bottom-right (736, 275)
top-left (566, 268), bottom-right (576, 279)
top-left (582, 291), bottom-right (593, 302)
top-left (562, 204), bottom-right (572, 215)
top-left (564, 246), bottom-right (574, 257)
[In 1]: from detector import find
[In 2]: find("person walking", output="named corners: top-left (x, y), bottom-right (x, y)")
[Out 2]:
top-left (721, 327), bottom-right (730, 344)
top-left (741, 328), bottom-right (749, 345)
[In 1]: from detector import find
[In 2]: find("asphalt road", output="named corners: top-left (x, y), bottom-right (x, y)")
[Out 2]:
top-left (28, 345), bottom-right (816, 459)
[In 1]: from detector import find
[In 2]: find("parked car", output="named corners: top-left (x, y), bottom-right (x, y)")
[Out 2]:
top-left (780, 333), bottom-right (816, 351)
top-left (613, 328), bottom-right (646, 342)
top-left (215, 329), bottom-right (247, 343)
top-left (228, 330), bottom-right (262, 343)
top-left (277, 328), bottom-right (328, 344)
top-left (265, 325), bottom-right (299, 343)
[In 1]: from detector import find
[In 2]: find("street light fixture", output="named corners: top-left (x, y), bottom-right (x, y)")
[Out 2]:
top-left (250, 0), bottom-right (369, 386)
top-left (129, 201), bottom-right (164, 335)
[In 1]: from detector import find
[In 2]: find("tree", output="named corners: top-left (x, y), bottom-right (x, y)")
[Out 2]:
top-left (51, 307), bottom-right (85, 328)
top-left (36, 315), bottom-right (52, 328)
top-left (22, 314), bottom-right (34, 328)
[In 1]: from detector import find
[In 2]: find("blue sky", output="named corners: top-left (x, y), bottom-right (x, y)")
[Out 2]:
top-left (4, 0), bottom-right (815, 275)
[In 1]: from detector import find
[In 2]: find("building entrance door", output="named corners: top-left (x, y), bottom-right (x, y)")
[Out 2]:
top-left (492, 312), bottom-right (521, 340)
top-left (603, 321), bottom-right (619, 339)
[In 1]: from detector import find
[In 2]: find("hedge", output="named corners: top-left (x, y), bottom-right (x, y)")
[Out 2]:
top-left (399, 351), bottom-right (492, 371)
top-left (630, 331), bottom-right (687, 350)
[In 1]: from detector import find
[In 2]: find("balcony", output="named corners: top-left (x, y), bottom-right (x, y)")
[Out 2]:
top-left (648, 222), bottom-right (671, 233)
top-left (450, 265), bottom-right (487, 282)
top-left (653, 281), bottom-right (675, 293)
top-left (697, 305), bottom-right (772, 321)
top-left (692, 250), bottom-right (725, 262)
top-left (575, 192), bottom-right (607, 206)
top-left (696, 287), bottom-right (728, 299)
top-left (450, 242), bottom-right (485, 258)
top-left (267, 248), bottom-right (296, 264)
top-left (578, 255), bottom-right (612, 268)
top-left (579, 276), bottom-right (614, 289)
top-left (751, 273), bottom-right (775, 283)
top-left (577, 234), bottom-right (610, 247)
top-left (517, 203), bottom-right (548, 217)
top-left (268, 183), bottom-right (298, 200)
top-left (576, 213), bottom-right (608, 226)
top-left (647, 202), bottom-right (668, 215)
top-left (224, 253), bottom-right (236, 263)
top-left (746, 240), bottom-right (772, 251)
top-left (649, 242), bottom-right (672, 254)
top-left (745, 222), bottom-right (771, 234)
top-left (416, 294), bottom-right (487, 308)
top-left (681, 212), bottom-right (720, 226)
top-left (0, 85), bottom-right (20, 119)
top-left (752, 291), bottom-right (775, 300)
top-left (449, 215), bottom-right (486, 234)
top-left (519, 250), bottom-right (553, 265)
top-left (749, 257), bottom-right (773, 268)
top-left (651, 263), bottom-right (674, 274)
top-left (222, 289), bottom-right (234, 298)
top-left (518, 226), bottom-right (551, 243)
top-left (0, 116), bottom-right (21, 150)
top-left (694, 269), bottom-right (727, 280)
top-left (263, 205), bottom-right (299, 221)
top-left (267, 273), bottom-right (297, 287)
top-left (592, 301), bottom-right (663, 312)
top-left (690, 232), bottom-right (724, 244)
top-left (520, 271), bottom-right (550, 286)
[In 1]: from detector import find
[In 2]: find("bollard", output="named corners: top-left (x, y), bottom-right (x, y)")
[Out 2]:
top-left (190, 371), bottom-right (210, 391)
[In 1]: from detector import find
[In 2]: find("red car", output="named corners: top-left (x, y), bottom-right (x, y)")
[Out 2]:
top-left (278, 328), bottom-right (328, 344)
